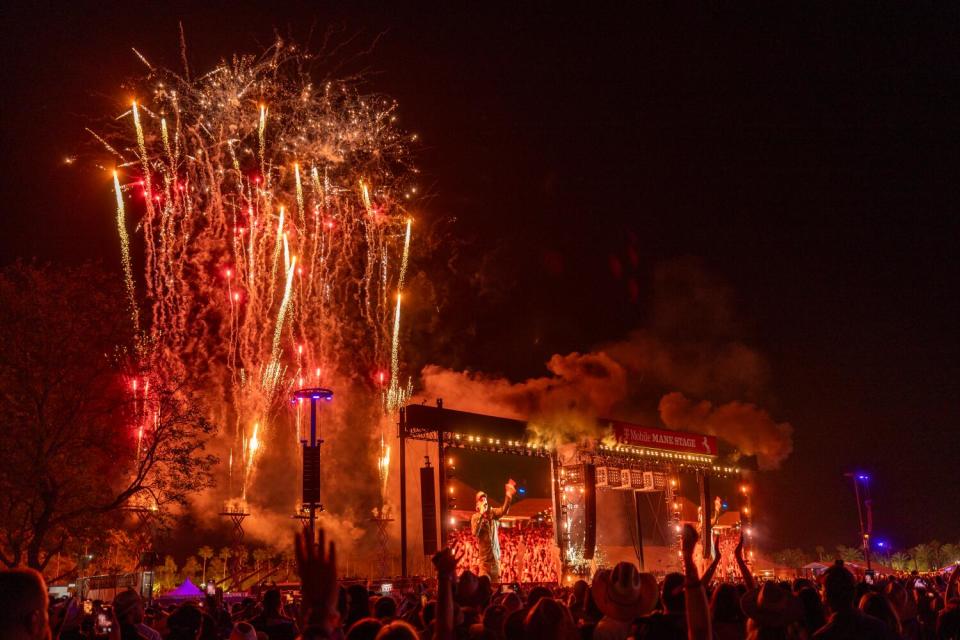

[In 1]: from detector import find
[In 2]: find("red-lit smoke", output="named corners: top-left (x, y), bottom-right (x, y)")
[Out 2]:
top-left (658, 392), bottom-right (793, 469)
top-left (419, 258), bottom-right (795, 469)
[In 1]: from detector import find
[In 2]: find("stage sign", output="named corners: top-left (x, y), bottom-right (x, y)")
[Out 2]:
top-left (609, 421), bottom-right (718, 456)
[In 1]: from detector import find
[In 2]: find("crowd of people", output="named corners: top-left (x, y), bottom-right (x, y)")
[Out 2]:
top-left (450, 524), bottom-right (560, 584)
top-left (2, 524), bottom-right (958, 640)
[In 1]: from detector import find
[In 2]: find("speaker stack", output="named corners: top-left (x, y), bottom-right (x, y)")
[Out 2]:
top-left (420, 465), bottom-right (438, 556)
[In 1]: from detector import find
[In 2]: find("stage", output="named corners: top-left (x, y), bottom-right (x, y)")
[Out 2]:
top-left (397, 403), bottom-right (757, 580)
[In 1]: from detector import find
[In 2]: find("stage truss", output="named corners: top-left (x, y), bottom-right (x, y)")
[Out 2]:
top-left (398, 404), bottom-right (751, 579)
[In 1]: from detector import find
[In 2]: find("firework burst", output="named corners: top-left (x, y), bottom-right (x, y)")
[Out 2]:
top-left (101, 41), bottom-right (416, 503)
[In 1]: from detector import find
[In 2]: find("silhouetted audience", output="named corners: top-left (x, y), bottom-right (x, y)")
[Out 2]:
top-left (6, 527), bottom-right (959, 640)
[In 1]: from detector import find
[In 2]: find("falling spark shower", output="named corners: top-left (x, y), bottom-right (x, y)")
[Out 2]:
top-left (99, 41), bottom-right (417, 506)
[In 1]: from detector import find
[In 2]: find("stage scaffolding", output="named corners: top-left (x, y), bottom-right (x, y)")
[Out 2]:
top-left (397, 403), bottom-right (749, 578)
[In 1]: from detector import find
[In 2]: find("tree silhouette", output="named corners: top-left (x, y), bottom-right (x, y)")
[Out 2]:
top-left (835, 545), bottom-right (864, 563)
top-left (155, 555), bottom-right (180, 593)
top-left (928, 541), bottom-right (944, 570)
top-left (198, 545), bottom-right (214, 584)
top-left (218, 547), bottom-right (232, 581)
top-left (910, 544), bottom-right (931, 571)
top-left (0, 263), bottom-right (218, 570)
top-left (208, 557), bottom-right (225, 584)
top-left (278, 548), bottom-right (294, 581)
top-left (253, 548), bottom-right (270, 576)
top-left (772, 548), bottom-right (809, 568)
top-left (941, 543), bottom-right (960, 566)
top-left (181, 556), bottom-right (202, 582)
top-left (890, 552), bottom-right (909, 571)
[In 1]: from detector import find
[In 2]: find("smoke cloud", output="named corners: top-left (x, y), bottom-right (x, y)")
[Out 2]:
top-left (184, 380), bottom-right (390, 570)
top-left (602, 330), bottom-right (770, 404)
top-left (421, 351), bottom-right (626, 420)
top-left (421, 352), bottom-right (627, 447)
top-left (658, 392), bottom-right (793, 470)
top-left (420, 258), bottom-right (795, 469)
top-left (601, 257), bottom-right (771, 403)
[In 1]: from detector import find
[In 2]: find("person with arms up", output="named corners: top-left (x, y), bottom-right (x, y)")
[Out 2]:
top-left (470, 480), bottom-right (517, 583)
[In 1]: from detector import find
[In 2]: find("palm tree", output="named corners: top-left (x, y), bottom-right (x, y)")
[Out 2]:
top-left (155, 556), bottom-right (180, 592)
top-left (181, 556), bottom-right (202, 582)
top-left (279, 548), bottom-right (294, 580)
top-left (910, 544), bottom-right (930, 572)
top-left (253, 548), bottom-right (270, 576)
top-left (104, 529), bottom-right (135, 572)
top-left (941, 543), bottom-right (960, 566)
top-left (235, 545), bottom-right (251, 571)
top-left (773, 548), bottom-right (808, 568)
top-left (891, 552), bottom-right (910, 571)
top-left (928, 541), bottom-right (944, 570)
top-left (198, 546), bottom-right (214, 584)
top-left (208, 557), bottom-right (225, 585)
top-left (836, 545), bottom-right (864, 564)
top-left (785, 548), bottom-right (807, 568)
top-left (217, 547), bottom-right (232, 581)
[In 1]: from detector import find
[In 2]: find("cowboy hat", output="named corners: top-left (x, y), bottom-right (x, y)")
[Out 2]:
top-left (591, 562), bottom-right (658, 622)
top-left (740, 582), bottom-right (803, 627)
top-left (229, 622), bottom-right (258, 640)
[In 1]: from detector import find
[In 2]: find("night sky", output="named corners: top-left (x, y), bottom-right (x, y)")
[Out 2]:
top-left (2, 2), bottom-right (958, 553)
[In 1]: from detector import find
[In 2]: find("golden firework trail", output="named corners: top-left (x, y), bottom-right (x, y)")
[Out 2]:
top-left (100, 42), bottom-right (419, 499)
top-left (399, 217), bottom-right (412, 292)
top-left (386, 218), bottom-right (413, 411)
top-left (258, 103), bottom-right (267, 180)
top-left (387, 293), bottom-right (403, 411)
top-left (360, 179), bottom-right (371, 212)
top-left (378, 434), bottom-right (391, 498)
top-left (294, 162), bottom-right (305, 229)
top-left (271, 206), bottom-right (286, 292)
top-left (247, 423), bottom-right (260, 471)
top-left (131, 101), bottom-right (157, 300)
top-left (113, 171), bottom-right (140, 332)
top-left (160, 118), bottom-right (172, 163)
top-left (243, 422), bottom-right (260, 501)
top-left (263, 256), bottom-right (297, 395)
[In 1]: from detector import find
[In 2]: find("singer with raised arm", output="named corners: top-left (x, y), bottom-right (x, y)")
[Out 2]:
top-left (470, 479), bottom-right (517, 583)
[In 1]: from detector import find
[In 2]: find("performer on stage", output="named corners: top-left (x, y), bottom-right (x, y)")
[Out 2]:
top-left (471, 480), bottom-right (517, 582)
top-left (711, 495), bottom-right (724, 558)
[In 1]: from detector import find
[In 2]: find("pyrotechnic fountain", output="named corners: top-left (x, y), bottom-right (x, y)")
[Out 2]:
top-left (98, 40), bottom-right (416, 550)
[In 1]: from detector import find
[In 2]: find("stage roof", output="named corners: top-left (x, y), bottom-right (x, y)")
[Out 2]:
top-left (403, 404), bottom-right (529, 440)
top-left (401, 404), bottom-right (750, 475)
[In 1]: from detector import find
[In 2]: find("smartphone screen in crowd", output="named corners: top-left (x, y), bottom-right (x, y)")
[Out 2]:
top-left (96, 607), bottom-right (112, 634)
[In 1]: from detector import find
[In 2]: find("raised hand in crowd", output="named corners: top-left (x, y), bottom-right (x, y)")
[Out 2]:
top-left (681, 523), bottom-right (712, 640)
top-left (294, 528), bottom-right (339, 638)
top-left (733, 532), bottom-right (754, 591)
top-left (701, 531), bottom-right (723, 587)
top-left (431, 546), bottom-right (460, 640)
